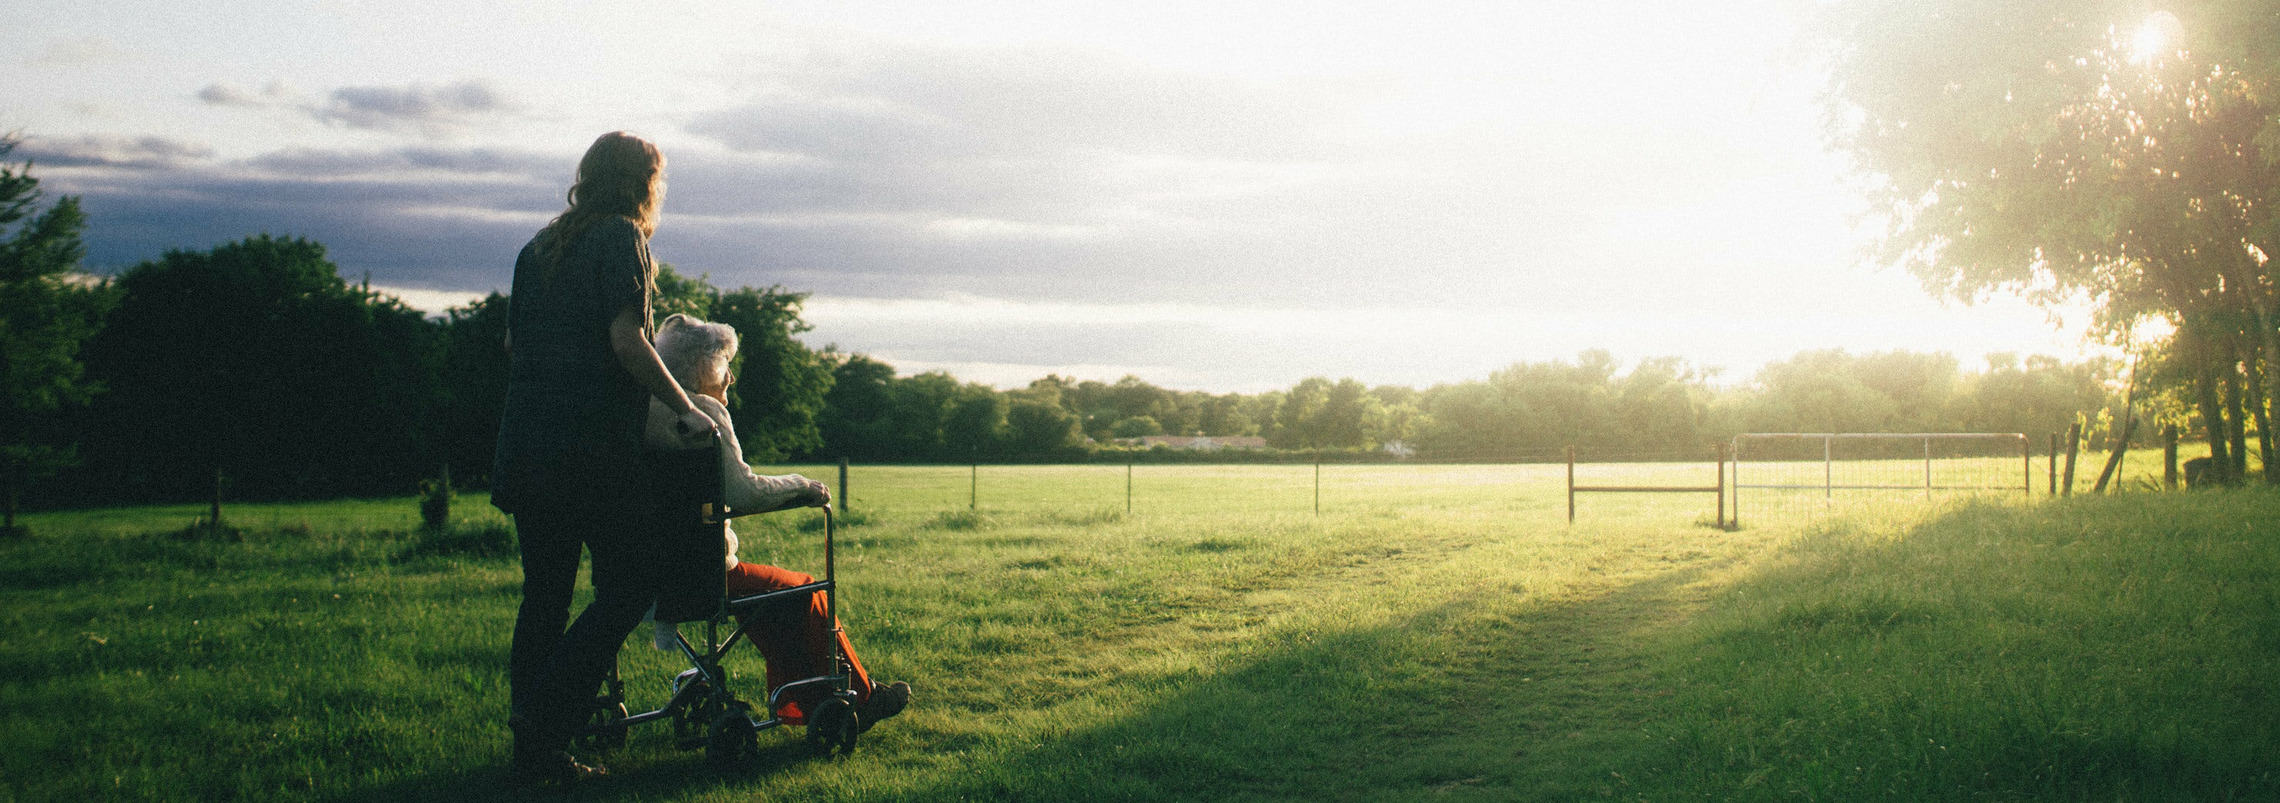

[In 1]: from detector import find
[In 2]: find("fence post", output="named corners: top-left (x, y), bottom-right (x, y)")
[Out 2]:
top-left (2048, 432), bottom-right (2058, 495)
top-left (1313, 453), bottom-right (1321, 516)
top-left (2021, 434), bottom-right (2031, 497)
top-left (970, 459), bottom-right (978, 510)
top-left (1730, 439), bottom-right (1740, 527)
top-left (837, 458), bottom-right (848, 513)
top-left (1566, 445), bottom-right (1576, 523)
top-left (2062, 422), bottom-right (2082, 496)
top-left (1823, 434), bottom-right (1833, 501)
top-left (1716, 443), bottom-right (1728, 529)
top-left (209, 464), bottom-right (225, 533)
top-left (1923, 435), bottom-right (1933, 500)
top-left (1126, 462), bottom-right (1133, 515)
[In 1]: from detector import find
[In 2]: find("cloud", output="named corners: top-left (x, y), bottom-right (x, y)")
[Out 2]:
top-left (196, 79), bottom-right (512, 136)
top-left (316, 80), bottom-right (508, 132)
top-left (245, 146), bottom-right (558, 179)
top-left (37, 143), bottom-right (557, 287)
top-left (195, 81), bottom-right (304, 108)
top-left (691, 43), bottom-right (1340, 162)
top-left (17, 135), bottom-right (215, 170)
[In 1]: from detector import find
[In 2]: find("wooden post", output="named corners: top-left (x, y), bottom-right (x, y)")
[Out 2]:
top-left (1730, 439), bottom-right (1741, 527)
top-left (970, 460), bottom-right (978, 510)
top-left (1923, 436), bottom-right (1933, 500)
top-left (1566, 445), bottom-right (1576, 523)
top-left (2092, 416), bottom-right (2137, 493)
top-left (1126, 462), bottom-right (1133, 515)
top-left (2021, 435), bottom-right (2031, 497)
top-left (837, 458), bottom-right (849, 513)
top-left (1716, 443), bottom-right (1728, 529)
top-left (2062, 422), bottom-right (2082, 496)
top-left (1313, 454), bottom-right (1321, 516)
top-left (2049, 432), bottom-right (2059, 496)
top-left (210, 464), bottom-right (225, 533)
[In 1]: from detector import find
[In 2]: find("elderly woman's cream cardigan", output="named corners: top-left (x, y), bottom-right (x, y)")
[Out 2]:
top-left (644, 395), bottom-right (817, 571)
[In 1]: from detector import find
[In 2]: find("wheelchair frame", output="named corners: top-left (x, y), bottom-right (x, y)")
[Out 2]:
top-left (579, 503), bottom-right (862, 767)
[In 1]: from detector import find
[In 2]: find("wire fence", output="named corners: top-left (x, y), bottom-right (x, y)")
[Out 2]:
top-left (748, 432), bottom-right (2170, 526)
top-left (763, 455), bottom-right (1734, 522)
top-left (1731, 433), bottom-right (2034, 523)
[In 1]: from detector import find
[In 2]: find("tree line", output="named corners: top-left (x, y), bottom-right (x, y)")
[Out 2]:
top-left (0, 132), bottom-right (2244, 516)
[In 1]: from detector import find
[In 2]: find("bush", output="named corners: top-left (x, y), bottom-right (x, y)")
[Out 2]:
top-left (401, 522), bottom-right (516, 560)
top-left (416, 477), bottom-right (452, 531)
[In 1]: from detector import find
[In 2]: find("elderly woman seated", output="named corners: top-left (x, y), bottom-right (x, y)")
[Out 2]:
top-left (646, 313), bottom-right (910, 729)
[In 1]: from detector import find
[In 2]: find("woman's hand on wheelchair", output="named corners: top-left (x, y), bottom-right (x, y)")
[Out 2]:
top-left (669, 407), bottom-right (718, 445)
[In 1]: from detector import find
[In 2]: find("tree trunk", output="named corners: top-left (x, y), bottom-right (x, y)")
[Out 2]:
top-left (2163, 425), bottom-right (2180, 490)
top-left (2224, 344), bottom-right (2249, 479)
top-left (2197, 363), bottom-right (2235, 486)
top-left (2254, 372), bottom-right (2274, 485)
top-left (2249, 293), bottom-right (2280, 484)
top-left (2265, 333), bottom-right (2280, 484)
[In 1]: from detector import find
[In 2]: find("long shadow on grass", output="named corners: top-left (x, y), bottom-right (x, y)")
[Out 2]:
top-left (890, 564), bottom-right (1720, 802)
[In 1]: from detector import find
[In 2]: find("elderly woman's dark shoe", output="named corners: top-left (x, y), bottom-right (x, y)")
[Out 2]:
top-left (857, 681), bottom-right (910, 732)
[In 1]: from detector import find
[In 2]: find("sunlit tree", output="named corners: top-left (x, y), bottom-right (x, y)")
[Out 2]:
top-left (1813, 0), bottom-right (2280, 481)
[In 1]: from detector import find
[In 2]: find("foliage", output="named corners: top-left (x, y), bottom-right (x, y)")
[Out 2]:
top-left (1109, 414), bottom-right (1164, 438)
top-left (0, 137), bottom-right (113, 528)
top-left (1811, 0), bottom-right (2280, 481)
top-left (72, 235), bottom-right (442, 502)
top-left (817, 353), bottom-right (900, 461)
top-left (435, 293), bottom-right (508, 486)
top-left (710, 283), bottom-right (833, 461)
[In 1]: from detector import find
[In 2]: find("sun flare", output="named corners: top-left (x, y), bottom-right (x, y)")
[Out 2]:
top-left (2130, 10), bottom-right (2185, 64)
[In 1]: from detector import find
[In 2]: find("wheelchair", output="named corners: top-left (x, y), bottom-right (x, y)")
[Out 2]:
top-left (574, 443), bottom-right (862, 769)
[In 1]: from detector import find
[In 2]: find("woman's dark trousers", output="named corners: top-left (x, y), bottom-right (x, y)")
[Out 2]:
top-left (510, 506), bottom-right (657, 755)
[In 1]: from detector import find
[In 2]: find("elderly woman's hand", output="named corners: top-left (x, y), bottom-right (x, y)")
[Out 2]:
top-left (805, 479), bottom-right (833, 508)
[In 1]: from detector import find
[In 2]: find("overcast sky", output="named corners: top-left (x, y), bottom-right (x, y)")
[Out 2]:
top-left (4, 0), bottom-right (2103, 392)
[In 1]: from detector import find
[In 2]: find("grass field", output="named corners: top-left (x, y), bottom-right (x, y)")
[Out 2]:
top-left (3, 453), bottom-right (2274, 801)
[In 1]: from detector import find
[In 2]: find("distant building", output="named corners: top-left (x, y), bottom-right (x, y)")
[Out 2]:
top-left (1117, 435), bottom-right (1268, 450)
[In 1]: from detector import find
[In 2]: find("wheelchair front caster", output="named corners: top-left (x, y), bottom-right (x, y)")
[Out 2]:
top-left (706, 700), bottom-right (759, 770)
top-left (806, 696), bottom-right (860, 756)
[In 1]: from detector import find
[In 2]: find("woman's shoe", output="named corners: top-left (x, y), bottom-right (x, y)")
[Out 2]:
top-left (856, 681), bottom-right (910, 732)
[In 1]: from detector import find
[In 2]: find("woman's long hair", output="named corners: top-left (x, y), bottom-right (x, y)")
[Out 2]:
top-left (531, 131), bottom-right (665, 277)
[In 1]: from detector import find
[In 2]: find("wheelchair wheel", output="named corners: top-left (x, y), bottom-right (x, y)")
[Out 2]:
top-left (805, 697), bottom-right (860, 756)
top-left (576, 702), bottom-right (630, 752)
top-left (674, 681), bottom-right (718, 750)
top-left (706, 700), bottom-right (759, 771)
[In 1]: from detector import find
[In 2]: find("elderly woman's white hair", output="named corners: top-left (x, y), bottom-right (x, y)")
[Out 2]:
top-left (653, 313), bottom-right (739, 391)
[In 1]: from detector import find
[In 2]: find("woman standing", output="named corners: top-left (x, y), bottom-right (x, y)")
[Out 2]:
top-left (491, 131), bottom-right (713, 787)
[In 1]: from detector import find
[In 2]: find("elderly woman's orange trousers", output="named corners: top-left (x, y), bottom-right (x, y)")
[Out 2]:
top-left (723, 561), bottom-right (875, 723)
